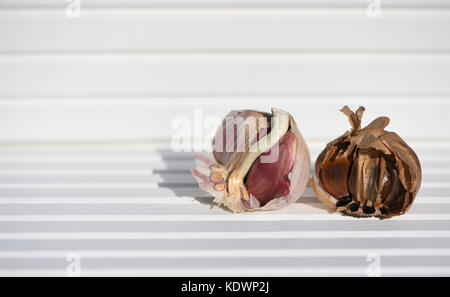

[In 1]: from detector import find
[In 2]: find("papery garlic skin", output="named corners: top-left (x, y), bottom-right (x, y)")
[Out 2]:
top-left (192, 108), bottom-right (310, 213)
top-left (310, 106), bottom-right (422, 219)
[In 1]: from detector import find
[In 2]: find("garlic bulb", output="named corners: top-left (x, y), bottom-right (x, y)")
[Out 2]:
top-left (192, 108), bottom-right (310, 212)
top-left (310, 106), bottom-right (422, 218)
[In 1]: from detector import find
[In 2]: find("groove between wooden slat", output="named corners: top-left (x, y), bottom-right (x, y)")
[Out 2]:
top-left (0, 196), bottom-right (445, 204)
top-left (0, 169), bottom-right (447, 174)
top-left (0, 154), bottom-right (448, 161)
top-left (2, 0), bottom-right (450, 9)
top-left (0, 214), bottom-right (448, 221)
top-left (1, 248), bottom-right (450, 258)
top-left (0, 231), bottom-right (449, 239)
top-left (0, 182), bottom-right (444, 188)
top-left (0, 202), bottom-right (445, 215)
top-left (1, 219), bottom-right (448, 232)
top-left (0, 161), bottom-right (444, 169)
top-left (0, 187), bottom-right (445, 199)
top-left (1, 52), bottom-right (450, 58)
top-left (1, 6), bottom-right (450, 12)
top-left (0, 143), bottom-right (447, 154)
top-left (0, 173), bottom-right (444, 184)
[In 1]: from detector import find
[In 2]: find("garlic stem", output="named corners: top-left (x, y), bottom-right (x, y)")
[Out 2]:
top-left (231, 108), bottom-right (290, 182)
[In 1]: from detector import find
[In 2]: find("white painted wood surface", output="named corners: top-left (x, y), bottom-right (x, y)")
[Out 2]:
top-left (1, 97), bottom-right (449, 142)
top-left (0, 2), bottom-right (449, 142)
top-left (0, 143), bottom-right (449, 277)
top-left (0, 0), bottom-right (449, 277)
top-left (1, 9), bottom-right (449, 52)
top-left (1, 54), bottom-right (450, 98)
top-left (1, 0), bottom-right (450, 8)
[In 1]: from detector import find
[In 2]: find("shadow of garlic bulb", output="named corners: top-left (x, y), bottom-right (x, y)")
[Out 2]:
top-left (192, 108), bottom-right (310, 212)
top-left (310, 106), bottom-right (422, 219)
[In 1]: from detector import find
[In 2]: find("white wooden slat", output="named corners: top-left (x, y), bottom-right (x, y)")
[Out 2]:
top-left (0, 197), bottom-right (212, 205)
top-left (0, 153), bottom-right (447, 161)
top-left (0, 143), bottom-right (445, 164)
top-left (2, 267), bottom-right (449, 277)
top-left (2, 265), bottom-right (447, 277)
top-left (0, 160), bottom-right (196, 171)
top-left (0, 255), bottom-right (448, 270)
top-left (0, 144), bottom-right (448, 158)
top-left (0, 235), bottom-right (449, 249)
top-left (0, 188), bottom-right (445, 204)
top-left (0, 199), bottom-right (447, 215)
top-left (0, 184), bottom-right (445, 198)
top-left (0, 175), bottom-right (442, 185)
top-left (0, 213), bottom-right (449, 221)
top-left (0, 147), bottom-right (194, 157)
top-left (4, 231), bottom-right (450, 239)
top-left (0, 182), bottom-right (445, 190)
top-left (1, 97), bottom-right (449, 142)
top-left (0, 187), bottom-right (209, 198)
top-left (3, 249), bottom-right (450, 259)
top-left (1, 9), bottom-right (449, 52)
top-left (0, 172), bottom-right (445, 183)
top-left (1, 267), bottom-right (449, 277)
top-left (1, 0), bottom-right (449, 8)
top-left (0, 54), bottom-right (449, 98)
top-left (0, 173), bottom-right (193, 183)
top-left (2, 217), bottom-right (449, 232)
top-left (1, 249), bottom-right (449, 276)
top-left (0, 159), bottom-right (445, 171)
top-left (0, 196), bottom-right (447, 205)
top-left (0, 170), bottom-right (445, 178)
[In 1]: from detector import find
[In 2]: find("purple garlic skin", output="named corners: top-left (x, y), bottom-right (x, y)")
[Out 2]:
top-left (245, 131), bottom-right (297, 206)
top-left (192, 108), bottom-right (310, 212)
top-left (310, 105), bottom-right (422, 219)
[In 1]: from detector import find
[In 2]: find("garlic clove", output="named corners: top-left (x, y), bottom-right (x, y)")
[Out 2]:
top-left (245, 130), bottom-right (297, 206)
top-left (212, 110), bottom-right (269, 167)
top-left (310, 105), bottom-right (422, 218)
top-left (318, 145), bottom-right (351, 199)
top-left (193, 107), bottom-right (310, 212)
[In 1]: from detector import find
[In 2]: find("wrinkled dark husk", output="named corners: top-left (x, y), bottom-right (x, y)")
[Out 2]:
top-left (311, 106), bottom-right (422, 218)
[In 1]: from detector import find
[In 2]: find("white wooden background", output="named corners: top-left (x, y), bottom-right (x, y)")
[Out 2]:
top-left (0, 0), bottom-right (449, 277)
top-left (1, 0), bottom-right (450, 142)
